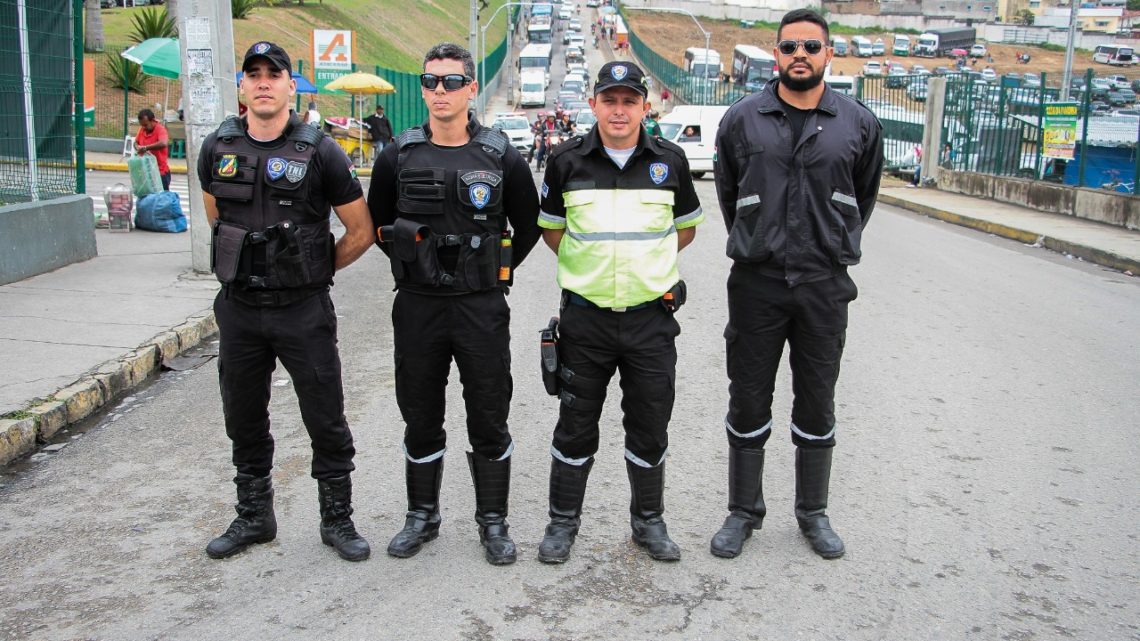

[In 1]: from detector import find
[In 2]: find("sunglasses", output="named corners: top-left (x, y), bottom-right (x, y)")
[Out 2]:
top-left (419, 73), bottom-right (472, 92)
top-left (777, 39), bottom-right (825, 56)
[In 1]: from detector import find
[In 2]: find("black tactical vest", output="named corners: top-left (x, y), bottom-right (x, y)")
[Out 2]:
top-left (386, 122), bottom-right (510, 294)
top-left (208, 115), bottom-right (334, 292)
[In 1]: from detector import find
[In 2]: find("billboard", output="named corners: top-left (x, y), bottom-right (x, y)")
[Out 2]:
top-left (312, 30), bottom-right (354, 92)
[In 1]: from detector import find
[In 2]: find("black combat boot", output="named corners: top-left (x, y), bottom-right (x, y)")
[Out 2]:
top-left (537, 457), bottom-right (594, 564)
top-left (206, 473), bottom-right (277, 559)
top-left (627, 460), bottom-right (681, 561)
top-left (387, 458), bottom-right (444, 558)
top-left (317, 475), bottom-right (371, 561)
top-left (795, 447), bottom-right (845, 559)
top-left (467, 452), bottom-right (517, 565)
top-left (710, 447), bottom-right (766, 558)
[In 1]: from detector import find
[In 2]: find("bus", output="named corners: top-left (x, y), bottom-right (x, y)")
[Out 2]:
top-left (683, 47), bottom-right (722, 79)
top-left (614, 16), bottom-right (628, 46)
top-left (531, 2), bottom-right (553, 17)
top-left (731, 44), bottom-right (777, 91)
top-left (528, 22), bottom-right (553, 44)
top-left (518, 43), bottom-right (552, 87)
top-left (1093, 44), bottom-right (1135, 66)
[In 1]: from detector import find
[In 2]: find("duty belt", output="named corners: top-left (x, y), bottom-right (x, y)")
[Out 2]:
top-left (562, 290), bottom-right (655, 313)
top-left (224, 285), bottom-right (322, 307)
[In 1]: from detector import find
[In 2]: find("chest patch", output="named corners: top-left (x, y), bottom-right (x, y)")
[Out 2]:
top-left (460, 170), bottom-right (502, 187)
top-left (469, 183), bottom-right (492, 210)
top-left (285, 161), bottom-right (307, 183)
top-left (649, 162), bottom-right (669, 185)
top-left (217, 154), bottom-right (238, 178)
top-left (266, 157), bottom-right (288, 181)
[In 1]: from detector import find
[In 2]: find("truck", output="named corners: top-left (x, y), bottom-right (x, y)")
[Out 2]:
top-left (656, 105), bottom-right (730, 178)
top-left (683, 47), bottom-right (722, 79)
top-left (731, 44), bottom-right (778, 91)
top-left (914, 27), bottom-right (976, 58)
top-left (518, 43), bottom-right (552, 88)
top-left (518, 69), bottom-right (547, 107)
top-left (893, 35), bottom-right (911, 56)
top-left (851, 36), bottom-right (873, 58)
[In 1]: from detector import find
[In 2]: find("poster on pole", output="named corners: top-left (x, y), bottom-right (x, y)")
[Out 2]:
top-left (1042, 102), bottom-right (1079, 160)
top-left (312, 30), bottom-right (355, 92)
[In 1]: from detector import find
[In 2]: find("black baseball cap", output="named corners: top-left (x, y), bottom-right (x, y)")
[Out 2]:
top-left (242, 41), bottom-right (292, 75)
top-left (594, 61), bottom-right (648, 98)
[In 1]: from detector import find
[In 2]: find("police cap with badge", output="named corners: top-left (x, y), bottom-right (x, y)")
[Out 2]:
top-left (593, 61), bottom-right (649, 98)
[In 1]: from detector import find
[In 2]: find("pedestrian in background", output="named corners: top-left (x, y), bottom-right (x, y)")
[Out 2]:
top-left (363, 104), bottom-right (394, 160)
top-left (199, 41), bottom-right (375, 563)
top-left (710, 8), bottom-right (883, 561)
top-left (367, 42), bottom-right (541, 565)
top-left (304, 100), bottom-right (321, 126)
top-left (135, 108), bottom-right (171, 191)
top-left (535, 61), bottom-right (703, 564)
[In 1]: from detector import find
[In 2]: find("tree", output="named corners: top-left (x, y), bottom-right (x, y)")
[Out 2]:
top-left (1017, 9), bottom-right (1035, 25)
top-left (84, 0), bottom-right (104, 53)
top-left (1129, 0), bottom-right (1140, 11)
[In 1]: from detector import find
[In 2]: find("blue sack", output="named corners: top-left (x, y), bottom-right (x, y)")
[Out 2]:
top-left (135, 191), bottom-right (188, 233)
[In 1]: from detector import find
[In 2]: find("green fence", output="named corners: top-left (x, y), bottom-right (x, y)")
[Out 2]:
top-left (940, 69), bottom-right (1140, 194)
top-left (1, 0), bottom-right (81, 205)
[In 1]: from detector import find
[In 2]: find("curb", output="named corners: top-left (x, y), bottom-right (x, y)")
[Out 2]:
top-left (0, 311), bottom-right (218, 467)
top-left (83, 162), bottom-right (374, 178)
top-left (878, 193), bottom-right (1140, 275)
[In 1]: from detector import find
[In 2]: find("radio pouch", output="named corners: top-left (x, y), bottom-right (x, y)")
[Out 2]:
top-left (212, 220), bottom-right (249, 284)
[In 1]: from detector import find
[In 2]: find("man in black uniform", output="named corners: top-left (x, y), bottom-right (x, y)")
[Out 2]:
top-left (535, 62), bottom-right (703, 563)
top-left (367, 42), bottom-right (540, 565)
top-left (710, 9), bottom-right (884, 560)
top-left (199, 42), bottom-right (375, 562)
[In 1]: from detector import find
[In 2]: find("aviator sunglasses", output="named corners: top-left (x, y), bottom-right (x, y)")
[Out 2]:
top-left (777, 39), bottom-right (825, 56)
top-left (419, 73), bottom-right (472, 91)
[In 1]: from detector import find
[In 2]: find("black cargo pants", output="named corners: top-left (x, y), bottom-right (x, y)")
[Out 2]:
top-left (724, 267), bottom-right (858, 450)
top-left (214, 288), bottom-right (356, 480)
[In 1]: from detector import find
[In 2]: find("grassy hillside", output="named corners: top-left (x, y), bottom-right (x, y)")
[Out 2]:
top-left (99, 0), bottom-right (512, 71)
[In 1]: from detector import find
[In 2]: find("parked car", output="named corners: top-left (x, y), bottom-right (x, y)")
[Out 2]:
top-left (980, 68), bottom-right (997, 83)
top-left (909, 64), bottom-right (930, 76)
top-left (969, 43), bottom-right (987, 58)
top-left (1090, 78), bottom-right (1111, 99)
top-left (872, 39), bottom-right (885, 56)
top-left (1107, 89), bottom-right (1135, 106)
top-left (933, 66), bottom-right (952, 76)
top-left (886, 66), bottom-right (909, 88)
top-left (906, 81), bottom-right (928, 102)
top-left (586, 0), bottom-right (600, 6)
top-left (1021, 73), bottom-right (1041, 88)
top-left (1105, 74), bottom-right (1130, 90)
top-left (1131, 78), bottom-right (1140, 94)
top-left (862, 60), bottom-right (883, 77)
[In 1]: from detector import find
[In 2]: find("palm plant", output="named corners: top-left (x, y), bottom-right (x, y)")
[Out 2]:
top-left (128, 7), bottom-right (177, 44)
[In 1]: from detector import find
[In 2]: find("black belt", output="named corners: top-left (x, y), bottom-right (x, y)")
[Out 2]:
top-left (225, 285), bottom-right (321, 307)
top-left (562, 291), bottom-right (655, 313)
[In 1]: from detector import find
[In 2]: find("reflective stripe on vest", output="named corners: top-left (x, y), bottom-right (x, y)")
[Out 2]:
top-left (557, 188), bottom-right (678, 309)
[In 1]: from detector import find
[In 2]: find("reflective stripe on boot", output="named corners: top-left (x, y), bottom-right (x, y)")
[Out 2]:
top-left (795, 446), bottom-right (845, 559)
top-left (710, 447), bottom-right (766, 559)
top-left (467, 451), bottom-right (517, 565)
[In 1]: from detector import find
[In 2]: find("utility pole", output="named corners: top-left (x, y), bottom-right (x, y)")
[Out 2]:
top-left (1061, 0), bottom-right (1079, 100)
top-left (178, 0), bottom-right (237, 274)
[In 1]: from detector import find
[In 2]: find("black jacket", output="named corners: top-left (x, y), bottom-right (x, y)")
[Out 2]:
top-left (714, 79), bottom-right (884, 287)
top-left (364, 113), bottom-right (393, 142)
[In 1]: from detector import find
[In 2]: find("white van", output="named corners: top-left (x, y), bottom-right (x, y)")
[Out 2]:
top-left (851, 36), bottom-right (873, 58)
top-left (657, 105), bottom-right (729, 178)
top-left (518, 69), bottom-right (546, 107)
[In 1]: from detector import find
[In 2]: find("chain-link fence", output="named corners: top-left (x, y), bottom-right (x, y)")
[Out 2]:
top-left (1, 0), bottom-right (81, 205)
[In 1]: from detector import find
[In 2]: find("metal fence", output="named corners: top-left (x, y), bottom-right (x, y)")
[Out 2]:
top-left (88, 34), bottom-right (512, 149)
top-left (1, 0), bottom-right (81, 205)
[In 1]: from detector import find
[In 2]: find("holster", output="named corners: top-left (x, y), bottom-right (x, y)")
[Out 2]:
top-left (211, 220), bottom-right (249, 284)
top-left (661, 279), bottom-right (687, 313)
top-left (540, 316), bottom-right (561, 396)
top-left (265, 220), bottom-right (312, 289)
top-left (388, 218), bottom-right (441, 286)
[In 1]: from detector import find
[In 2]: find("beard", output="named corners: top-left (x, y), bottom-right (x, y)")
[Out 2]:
top-left (779, 65), bottom-right (825, 92)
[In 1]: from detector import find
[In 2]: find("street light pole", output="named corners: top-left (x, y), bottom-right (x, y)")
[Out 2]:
top-left (478, 1), bottom-right (535, 122)
top-left (1061, 1), bottom-right (1079, 101)
top-left (624, 6), bottom-right (712, 106)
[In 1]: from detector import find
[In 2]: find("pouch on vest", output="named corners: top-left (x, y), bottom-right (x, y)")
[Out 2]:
top-left (212, 220), bottom-right (249, 284)
top-left (397, 167), bottom-right (446, 216)
top-left (456, 232), bottom-right (499, 291)
top-left (267, 220), bottom-right (312, 288)
top-left (390, 217), bottom-right (441, 286)
top-left (457, 169), bottom-right (504, 221)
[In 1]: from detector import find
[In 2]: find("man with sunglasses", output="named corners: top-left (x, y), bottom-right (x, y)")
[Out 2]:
top-left (535, 61), bottom-right (703, 564)
top-left (367, 42), bottom-right (540, 566)
top-left (710, 8), bottom-right (884, 561)
top-left (199, 42), bottom-right (376, 563)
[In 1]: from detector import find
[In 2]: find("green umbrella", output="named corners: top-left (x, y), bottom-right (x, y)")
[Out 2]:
top-left (121, 37), bottom-right (181, 80)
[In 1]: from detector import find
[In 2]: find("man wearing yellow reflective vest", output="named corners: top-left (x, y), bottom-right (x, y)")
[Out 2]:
top-left (535, 61), bottom-right (703, 563)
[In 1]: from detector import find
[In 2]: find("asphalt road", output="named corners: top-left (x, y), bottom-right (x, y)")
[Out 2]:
top-left (2, 166), bottom-right (1139, 639)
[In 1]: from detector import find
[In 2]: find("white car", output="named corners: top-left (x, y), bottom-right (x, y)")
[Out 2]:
top-left (490, 112), bottom-right (535, 154)
top-left (586, 0), bottom-right (599, 6)
top-left (980, 67), bottom-right (997, 83)
top-left (575, 110), bottom-right (597, 135)
top-left (969, 44), bottom-right (987, 58)
top-left (862, 61), bottom-right (883, 77)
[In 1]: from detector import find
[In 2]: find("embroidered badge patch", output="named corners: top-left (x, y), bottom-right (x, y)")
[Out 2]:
top-left (649, 162), bottom-right (669, 185)
top-left (469, 183), bottom-right (491, 210)
top-left (541, 182), bottom-right (549, 198)
top-left (217, 154), bottom-right (238, 178)
top-left (285, 161), bottom-right (307, 183)
top-left (254, 42), bottom-right (271, 54)
top-left (266, 157), bottom-right (287, 181)
top-left (611, 64), bottom-right (628, 81)
top-left (460, 170), bottom-right (503, 187)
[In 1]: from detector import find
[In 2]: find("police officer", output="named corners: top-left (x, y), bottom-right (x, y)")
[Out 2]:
top-left (367, 43), bottom-right (540, 565)
top-left (535, 61), bottom-right (703, 563)
top-left (710, 9), bottom-right (884, 560)
top-left (199, 42), bottom-right (375, 562)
